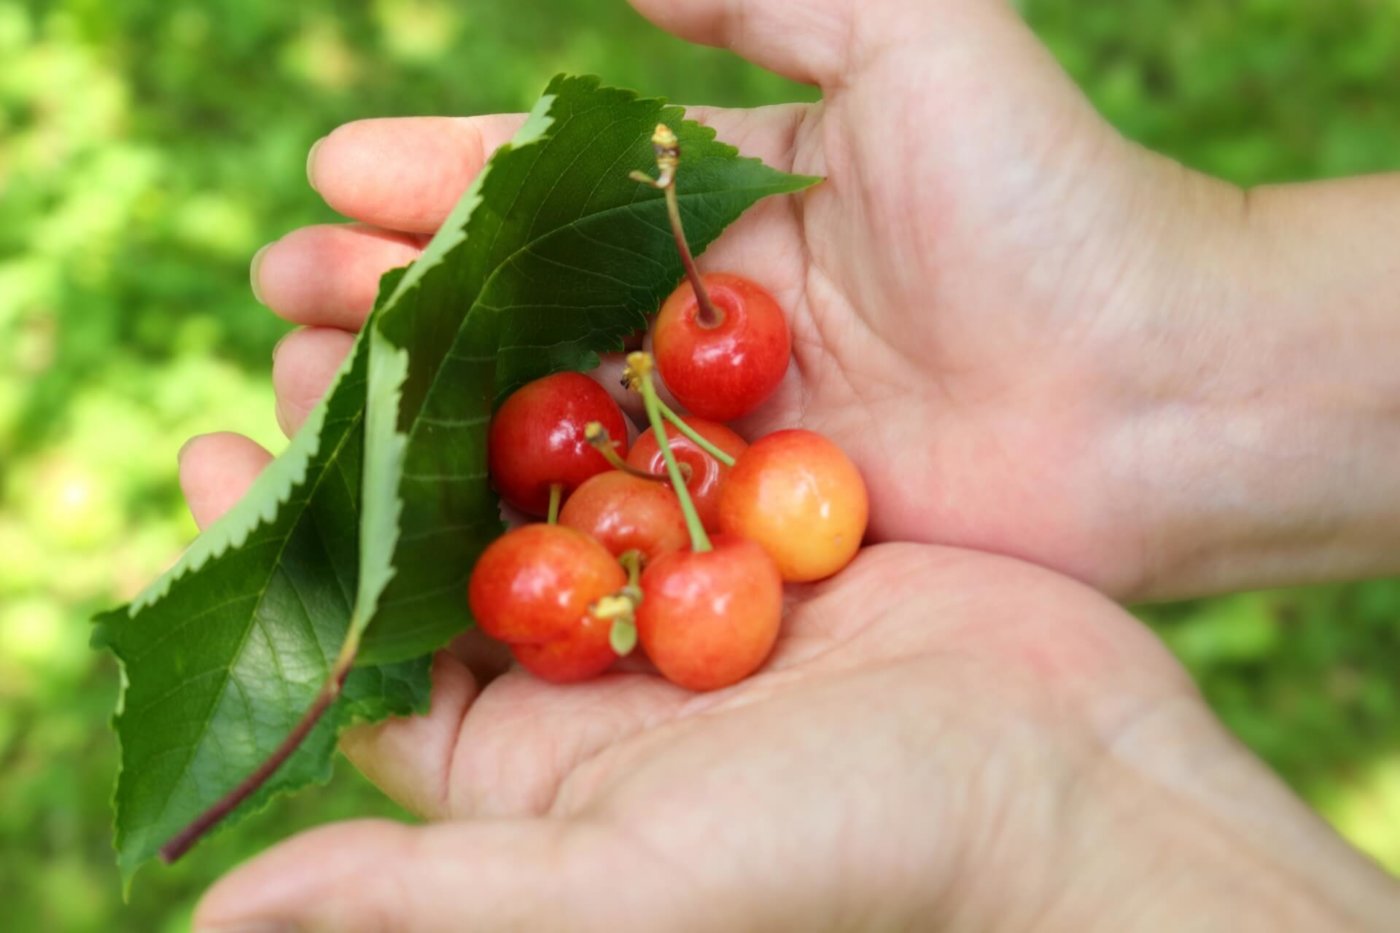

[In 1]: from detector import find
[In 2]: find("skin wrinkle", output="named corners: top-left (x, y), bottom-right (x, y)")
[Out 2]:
top-left (453, 675), bottom-right (668, 818)
top-left (435, 657), bottom-right (478, 816)
top-left (1084, 761), bottom-right (1349, 930)
top-left (603, 673), bottom-right (942, 930)
top-left (1078, 696), bottom-right (1380, 930)
top-left (589, 818), bottom-right (699, 929)
top-left (926, 691), bottom-right (1068, 932)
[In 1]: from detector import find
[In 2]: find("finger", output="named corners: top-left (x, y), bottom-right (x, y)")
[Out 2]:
top-left (339, 652), bottom-right (484, 817)
top-left (627, 0), bottom-right (859, 86)
top-left (272, 327), bottom-right (356, 437)
top-left (301, 105), bottom-right (807, 240)
top-left (177, 433), bottom-right (274, 530)
top-left (340, 657), bottom-right (686, 820)
top-left (252, 224), bottom-right (423, 330)
top-left (339, 639), bottom-right (654, 820)
top-left (193, 818), bottom-right (643, 933)
top-left (443, 627), bottom-right (515, 684)
top-left (308, 114), bottom-right (527, 233)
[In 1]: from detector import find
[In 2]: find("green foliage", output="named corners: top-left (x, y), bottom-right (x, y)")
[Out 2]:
top-left (1024, 0), bottom-right (1400, 184)
top-left (93, 327), bottom-right (433, 884)
top-left (2, 0), bottom-right (1397, 928)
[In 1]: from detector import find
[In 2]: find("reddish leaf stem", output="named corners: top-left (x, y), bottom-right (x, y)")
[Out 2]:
top-left (632, 124), bottom-right (721, 328)
top-left (159, 662), bottom-right (352, 863)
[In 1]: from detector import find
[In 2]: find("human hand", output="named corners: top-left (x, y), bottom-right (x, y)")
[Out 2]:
top-left (188, 543), bottom-right (1398, 930)
top-left (185, 0), bottom-right (1400, 607)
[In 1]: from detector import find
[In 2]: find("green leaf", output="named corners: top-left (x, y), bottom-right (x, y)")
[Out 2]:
top-left (358, 74), bottom-right (817, 663)
top-left (94, 325), bottom-right (431, 887)
top-left (94, 74), bottom-right (816, 885)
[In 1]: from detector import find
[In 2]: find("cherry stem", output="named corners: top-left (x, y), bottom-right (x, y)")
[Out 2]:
top-left (160, 629), bottom-right (360, 863)
top-left (547, 483), bottom-right (562, 524)
top-left (584, 422), bottom-right (673, 481)
top-left (656, 403), bottom-right (736, 468)
top-left (601, 550), bottom-right (643, 656)
top-left (619, 549), bottom-right (644, 584)
top-left (632, 124), bottom-right (722, 329)
top-left (628, 352), bottom-right (711, 553)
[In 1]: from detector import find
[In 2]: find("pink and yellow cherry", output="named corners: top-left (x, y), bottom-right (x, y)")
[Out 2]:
top-left (467, 524), bottom-right (625, 644)
top-left (652, 273), bottom-right (790, 423)
top-left (558, 470), bottom-right (689, 563)
top-left (626, 415), bottom-right (747, 532)
top-left (488, 371), bottom-right (629, 516)
top-left (636, 535), bottom-right (783, 692)
top-left (510, 609), bottom-right (619, 683)
top-left (718, 429), bottom-right (868, 583)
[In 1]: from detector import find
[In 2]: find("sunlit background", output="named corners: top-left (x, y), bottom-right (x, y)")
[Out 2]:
top-left (1, 0), bottom-right (1397, 928)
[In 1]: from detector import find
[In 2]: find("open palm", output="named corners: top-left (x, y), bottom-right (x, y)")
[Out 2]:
top-left (194, 544), bottom-right (1389, 929)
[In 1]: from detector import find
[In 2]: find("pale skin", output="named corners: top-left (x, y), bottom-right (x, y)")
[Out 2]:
top-left (180, 0), bottom-right (1400, 929)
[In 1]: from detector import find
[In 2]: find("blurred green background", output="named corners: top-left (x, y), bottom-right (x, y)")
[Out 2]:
top-left (2, 0), bottom-right (1397, 928)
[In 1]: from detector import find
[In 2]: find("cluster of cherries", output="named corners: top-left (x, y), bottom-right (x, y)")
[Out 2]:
top-left (466, 125), bottom-right (868, 692)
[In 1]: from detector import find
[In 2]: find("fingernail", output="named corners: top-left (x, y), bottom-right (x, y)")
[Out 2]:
top-left (250, 242), bottom-right (272, 305)
top-left (306, 136), bottom-right (325, 193)
top-left (195, 921), bottom-right (295, 933)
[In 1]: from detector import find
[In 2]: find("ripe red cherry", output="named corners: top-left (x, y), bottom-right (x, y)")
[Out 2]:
top-left (488, 372), bottom-right (629, 516)
top-left (652, 273), bottom-right (790, 422)
top-left (626, 416), bottom-right (747, 532)
top-left (558, 470), bottom-right (689, 562)
top-left (718, 429), bottom-right (868, 583)
top-left (510, 610), bottom-right (618, 683)
top-left (467, 524), bottom-right (625, 644)
top-left (636, 535), bottom-right (783, 692)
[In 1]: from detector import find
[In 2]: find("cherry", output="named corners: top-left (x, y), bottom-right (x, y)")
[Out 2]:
top-left (510, 609), bottom-right (618, 683)
top-left (636, 535), bottom-right (783, 691)
top-left (558, 470), bottom-right (689, 562)
top-left (718, 429), bottom-right (868, 583)
top-left (619, 351), bottom-right (784, 691)
top-left (652, 274), bottom-right (790, 423)
top-left (632, 124), bottom-right (791, 423)
top-left (626, 415), bottom-right (748, 531)
top-left (467, 523), bottom-right (625, 644)
top-left (488, 371), bottom-right (628, 516)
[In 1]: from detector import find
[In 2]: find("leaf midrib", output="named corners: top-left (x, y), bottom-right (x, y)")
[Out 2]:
top-left (131, 406), bottom-right (366, 851)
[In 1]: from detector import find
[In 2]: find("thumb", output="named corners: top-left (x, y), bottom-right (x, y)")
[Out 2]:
top-left (193, 818), bottom-right (648, 932)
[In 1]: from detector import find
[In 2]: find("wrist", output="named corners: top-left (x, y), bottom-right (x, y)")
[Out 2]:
top-left (1109, 168), bottom-right (1400, 599)
top-left (955, 694), bottom-right (1400, 931)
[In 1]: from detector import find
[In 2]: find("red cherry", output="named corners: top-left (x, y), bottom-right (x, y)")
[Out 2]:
top-left (626, 416), bottom-right (748, 532)
top-left (652, 274), bottom-right (790, 422)
top-left (510, 610), bottom-right (618, 683)
top-left (636, 535), bottom-right (783, 691)
top-left (558, 470), bottom-right (689, 562)
top-left (488, 372), bottom-right (629, 516)
top-left (718, 429), bottom-right (868, 583)
top-left (467, 524), bottom-right (625, 644)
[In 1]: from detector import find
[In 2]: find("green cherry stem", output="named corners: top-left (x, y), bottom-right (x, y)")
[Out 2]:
top-left (584, 422), bottom-right (676, 481)
top-left (593, 550), bottom-right (643, 656)
top-left (546, 483), bottom-right (563, 524)
top-left (631, 124), bottom-right (722, 328)
top-left (628, 351), bottom-right (711, 553)
top-left (656, 402), bottom-right (737, 467)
